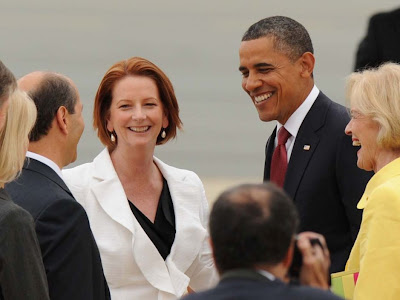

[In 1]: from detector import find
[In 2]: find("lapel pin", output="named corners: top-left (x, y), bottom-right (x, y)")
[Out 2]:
top-left (303, 145), bottom-right (311, 151)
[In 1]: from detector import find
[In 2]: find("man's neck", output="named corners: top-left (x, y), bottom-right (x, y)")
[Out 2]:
top-left (254, 263), bottom-right (287, 282)
top-left (28, 141), bottom-right (64, 169)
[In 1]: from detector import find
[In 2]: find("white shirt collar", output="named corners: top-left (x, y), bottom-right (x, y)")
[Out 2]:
top-left (276, 85), bottom-right (320, 137)
top-left (256, 269), bottom-right (276, 281)
top-left (26, 151), bottom-right (63, 180)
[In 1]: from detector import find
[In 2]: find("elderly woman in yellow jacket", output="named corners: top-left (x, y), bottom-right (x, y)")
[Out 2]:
top-left (344, 62), bottom-right (400, 299)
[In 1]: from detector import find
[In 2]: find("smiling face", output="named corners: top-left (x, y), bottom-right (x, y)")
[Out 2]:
top-left (106, 75), bottom-right (168, 151)
top-left (345, 109), bottom-right (381, 172)
top-left (239, 37), bottom-right (313, 124)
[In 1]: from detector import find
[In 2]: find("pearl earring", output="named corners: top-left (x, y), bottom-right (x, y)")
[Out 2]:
top-left (161, 128), bottom-right (166, 139)
top-left (110, 133), bottom-right (116, 142)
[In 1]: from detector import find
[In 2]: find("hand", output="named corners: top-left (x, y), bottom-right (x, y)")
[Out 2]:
top-left (297, 231), bottom-right (330, 290)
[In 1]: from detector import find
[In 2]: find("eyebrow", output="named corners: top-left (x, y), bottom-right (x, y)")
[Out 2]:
top-left (239, 62), bottom-right (274, 72)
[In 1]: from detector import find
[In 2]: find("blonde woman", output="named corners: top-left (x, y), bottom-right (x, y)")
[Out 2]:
top-left (0, 60), bottom-right (49, 299)
top-left (344, 63), bottom-right (400, 299)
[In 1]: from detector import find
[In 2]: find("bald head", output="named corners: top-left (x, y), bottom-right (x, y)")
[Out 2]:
top-left (210, 183), bottom-right (299, 274)
top-left (18, 71), bottom-right (46, 93)
top-left (19, 71), bottom-right (78, 141)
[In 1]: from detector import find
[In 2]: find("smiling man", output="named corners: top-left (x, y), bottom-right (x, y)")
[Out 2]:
top-left (238, 16), bottom-right (372, 273)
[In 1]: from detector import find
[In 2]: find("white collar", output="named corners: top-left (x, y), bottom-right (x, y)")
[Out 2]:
top-left (256, 269), bottom-right (276, 281)
top-left (276, 85), bottom-right (319, 137)
top-left (26, 151), bottom-right (63, 180)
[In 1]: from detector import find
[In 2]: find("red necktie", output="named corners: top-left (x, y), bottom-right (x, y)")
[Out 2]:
top-left (270, 126), bottom-right (291, 187)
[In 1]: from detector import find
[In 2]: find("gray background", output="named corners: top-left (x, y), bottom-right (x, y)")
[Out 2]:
top-left (2, 1), bottom-right (399, 180)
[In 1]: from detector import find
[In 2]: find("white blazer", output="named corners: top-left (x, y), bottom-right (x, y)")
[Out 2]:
top-left (63, 149), bottom-right (217, 300)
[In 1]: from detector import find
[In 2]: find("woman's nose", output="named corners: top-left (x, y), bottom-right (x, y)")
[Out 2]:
top-left (132, 107), bottom-right (146, 121)
top-left (344, 120), bottom-right (352, 136)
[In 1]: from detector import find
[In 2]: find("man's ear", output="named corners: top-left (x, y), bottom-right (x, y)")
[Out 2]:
top-left (299, 52), bottom-right (315, 78)
top-left (56, 106), bottom-right (69, 135)
top-left (282, 239), bottom-right (295, 269)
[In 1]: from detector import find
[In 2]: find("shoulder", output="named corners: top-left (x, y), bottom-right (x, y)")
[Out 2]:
top-left (154, 156), bottom-right (203, 186)
top-left (321, 95), bottom-right (350, 126)
top-left (370, 8), bottom-right (400, 25)
top-left (0, 192), bottom-right (34, 230)
top-left (287, 285), bottom-right (343, 300)
top-left (63, 149), bottom-right (111, 190)
top-left (63, 161), bottom-right (95, 188)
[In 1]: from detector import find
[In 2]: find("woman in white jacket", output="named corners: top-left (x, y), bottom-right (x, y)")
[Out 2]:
top-left (63, 57), bottom-right (217, 300)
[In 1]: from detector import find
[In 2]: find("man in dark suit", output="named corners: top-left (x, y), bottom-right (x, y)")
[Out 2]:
top-left (355, 7), bottom-right (400, 71)
top-left (5, 72), bottom-right (110, 300)
top-left (238, 16), bottom-right (372, 272)
top-left (183, 183), bottom-right (342, 300)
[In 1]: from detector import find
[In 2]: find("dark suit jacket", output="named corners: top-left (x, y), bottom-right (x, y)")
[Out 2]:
top-left (264, 92), bottom-right (372, 272)
top-left (182, 269), bottom-right (342, 300)
top-left (0, 188), bottom-right (49, 300)
top-left (5, 159), bottom-right (110, 300)
top-left (355, 7), bottom-right (400, 71)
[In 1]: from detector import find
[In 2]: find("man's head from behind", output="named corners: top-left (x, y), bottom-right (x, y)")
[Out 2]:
top-left (239, 16), bottom-right (315, 124)
top-left (18, 72), bottom-right (84, 167)
top-left (210, 183), bottom-right (299, 275)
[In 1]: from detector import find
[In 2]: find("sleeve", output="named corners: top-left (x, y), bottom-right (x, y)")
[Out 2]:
top-left (186, 175), bottom-right (218, 292)
top-left (354, 15), bottom-right (380, 71)
top-left (353, 185), bottom-right (400, 299)
top-left (0, 206), bottom-right (49, 300)
top-left (36, 197), bottom-right (106, 300)
top-left (336, 133), bottom-right (372, 241)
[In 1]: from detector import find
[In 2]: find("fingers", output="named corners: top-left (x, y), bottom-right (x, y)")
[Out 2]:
top-left (298, 231), bottom-right (330, 262)
top-left (297, 231), bottom-right (331, 290)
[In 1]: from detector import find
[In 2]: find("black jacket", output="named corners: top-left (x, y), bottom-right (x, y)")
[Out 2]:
top-left (6, 159), bottom-right (110, 300)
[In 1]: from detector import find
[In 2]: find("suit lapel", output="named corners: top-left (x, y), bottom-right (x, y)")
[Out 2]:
top-left (263, 127), bottom-right (277, 181)
top-left (155, 157), bottom-right (207, 296)
top-left (284, 93), bottom-right (331, 200)
top-left (24, 158), bottom-right (72, 196)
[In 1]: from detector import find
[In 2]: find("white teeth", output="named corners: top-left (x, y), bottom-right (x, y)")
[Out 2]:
top-left (254, 93), bottom-right (273, 103)
top-left (353, 141), bottom-right (361, 146)
top-left (129, 126), bottom-right (149, 132)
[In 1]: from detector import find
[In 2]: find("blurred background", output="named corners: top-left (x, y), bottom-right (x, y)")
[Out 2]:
top-left (1, 0), bottom-right (398, 202)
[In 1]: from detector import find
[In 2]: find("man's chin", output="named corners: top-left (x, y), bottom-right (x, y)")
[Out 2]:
top-left (258, 113), bottom-right (275, 122)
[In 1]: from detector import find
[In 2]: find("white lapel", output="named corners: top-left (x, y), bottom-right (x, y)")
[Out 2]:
top-left (91, 150), bottom-right (177, 296)
top-left (154, 158), bottom-right (208, 296)
top-left (91, 149), bottom-right (136, 234)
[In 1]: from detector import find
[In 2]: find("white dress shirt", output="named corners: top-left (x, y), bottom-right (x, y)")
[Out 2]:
top-left (275, 85), bottom-right (320, 161)
top-left (26, 151), bottom-right (63, 180)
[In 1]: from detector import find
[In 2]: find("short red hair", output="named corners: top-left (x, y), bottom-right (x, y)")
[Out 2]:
top-left (93, 57), bottom-right (182, 151)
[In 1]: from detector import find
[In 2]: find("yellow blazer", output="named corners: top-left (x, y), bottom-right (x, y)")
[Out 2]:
top-left (346, 157), bottom-right (400, 299)
top-left (63, 149), bottom-right (217, 300)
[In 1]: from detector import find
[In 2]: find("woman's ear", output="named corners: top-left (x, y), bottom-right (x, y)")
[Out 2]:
top-left (162, 114), bottom-right (169, 129)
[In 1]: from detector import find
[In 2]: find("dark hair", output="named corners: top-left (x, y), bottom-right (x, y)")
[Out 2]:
top-left (242, 16), bottom-right (313, 62)
top-left (210, 183), bottom-right (299, 273)
top-left (0, 60), bottom-right (16, 104)
top-left (28, 73), bottom-right (77, 141)
top-left (93, 56), bottom-right (183, 151)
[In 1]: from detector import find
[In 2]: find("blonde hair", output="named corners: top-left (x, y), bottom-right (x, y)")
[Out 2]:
top-left (346, 62), bottom-right (400, 149)
top-left (0, 89), bottom-right (37, 185)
